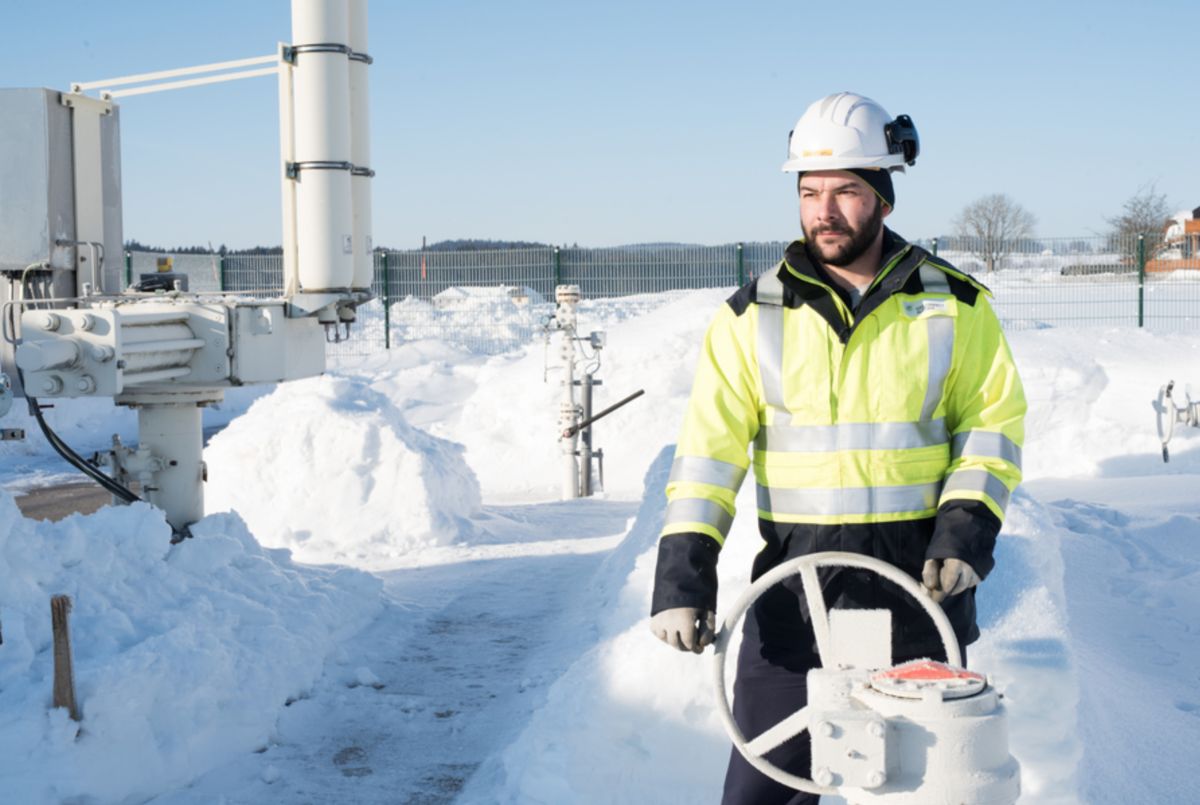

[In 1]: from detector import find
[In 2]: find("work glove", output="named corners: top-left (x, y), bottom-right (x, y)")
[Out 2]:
top-left (922, 558), bottom-right (981, 603)
top-left (649, 607), bottom-right (716, 654)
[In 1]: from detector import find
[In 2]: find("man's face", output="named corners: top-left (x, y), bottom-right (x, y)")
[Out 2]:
top-left (799, 171), bottom-right (889, 267)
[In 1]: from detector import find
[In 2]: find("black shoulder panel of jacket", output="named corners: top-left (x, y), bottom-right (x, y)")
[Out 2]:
top-left (651, 532), bottom-right (721, 615)
top-left (915, 252), bottom-right (985, 307)
top-left (725, 262), bottom-right (808, 317)
top-left (925, 499), bottom-right (1002, 579)
top-left (725, 278), bottom-right (757, 317)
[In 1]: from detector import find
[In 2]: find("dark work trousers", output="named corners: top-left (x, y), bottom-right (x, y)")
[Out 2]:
top-left (720, 616), bottom-right (965, 805)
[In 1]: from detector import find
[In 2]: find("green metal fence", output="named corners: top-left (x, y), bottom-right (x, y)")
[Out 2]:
top-left (125, 232), bottom-right (1200, 357)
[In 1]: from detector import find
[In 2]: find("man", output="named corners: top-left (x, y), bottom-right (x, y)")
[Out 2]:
top-left (648, 91), bottom-right (1026, 804)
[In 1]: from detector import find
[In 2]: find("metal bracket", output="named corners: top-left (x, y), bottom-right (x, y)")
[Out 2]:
top-left (59, 91), bottom-right (113, 116)
top-left (286, 160), bottom-right (353, 180)
top-left (282, 43), bottom-right (372, 65)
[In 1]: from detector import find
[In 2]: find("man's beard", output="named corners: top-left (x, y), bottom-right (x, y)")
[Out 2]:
top-left (803, 202), bottom-right (884, 267)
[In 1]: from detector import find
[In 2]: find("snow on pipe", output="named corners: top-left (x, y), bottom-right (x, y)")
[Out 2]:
top-left (290, 0), bottom-right (355, 293)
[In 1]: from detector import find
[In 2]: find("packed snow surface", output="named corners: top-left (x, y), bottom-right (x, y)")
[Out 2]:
top-left (2, 289), bottom-right (1198, 804)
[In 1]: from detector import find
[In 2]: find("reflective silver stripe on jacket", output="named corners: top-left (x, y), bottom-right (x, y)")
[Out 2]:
top-left (922, 316), bottom-right (955, 421)
top-left (668, 455), bottom-right (748, 491)
top-left (664, 497), bottom-right (734, 536)
top-left (941, 469), bottom-right (1011, 511)
top-left (952, 430), bottom-right (1023, 467)
top-left (918, 263), bottom-right (954, 420)
top-left (757, 481), bottom-right (942, 518)
top-left (755, 419), bottom-right (948, 452)
top-left (919, 263), bottom-right (951, 294)
top-left (756, 269), bottom-right (787, 414)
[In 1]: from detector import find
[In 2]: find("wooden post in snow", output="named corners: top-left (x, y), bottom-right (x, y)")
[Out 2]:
top-left (51, 595), bottom-right (81, 721)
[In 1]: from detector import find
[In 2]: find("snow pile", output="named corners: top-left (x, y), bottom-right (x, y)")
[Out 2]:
top-left (204, 373), bottom-right (482, 567)
top-left (1010, 328), bottom-right (1200, 478)
top-left (0, 493), bottom-right (382, 805)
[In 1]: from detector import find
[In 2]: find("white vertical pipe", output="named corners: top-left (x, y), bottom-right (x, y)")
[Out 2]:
top-left (557, 288), bottom-right (580, 500)
top-left (277, 44), bottom-right (300, 297)
top-left (137, 404), bottom-right (204, 530)
top-left (291, 0), bottom-right (354, 292)
top-left (347, 0), bottom-right (373, 291)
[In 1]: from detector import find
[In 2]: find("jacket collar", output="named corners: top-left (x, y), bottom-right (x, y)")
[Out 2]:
top-left (778, 228), bottom-right (928, 342)
top-left (782, 227), bottom-right (910, 287)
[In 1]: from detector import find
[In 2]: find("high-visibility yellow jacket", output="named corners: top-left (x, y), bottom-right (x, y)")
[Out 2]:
top-left (651, 230), bottom-right (1026, 652)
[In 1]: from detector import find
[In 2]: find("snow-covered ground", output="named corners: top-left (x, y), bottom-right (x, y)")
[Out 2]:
top-left (2, 289), bottom-right (1199, 804)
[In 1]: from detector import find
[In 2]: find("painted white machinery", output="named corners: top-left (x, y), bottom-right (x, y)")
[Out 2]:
top-left (712, 552), bottom-right (1020, 804)
top-left (0, 1), bottom-right (374, 538)
top-left (1156, 380), bottom-right (1200, 462)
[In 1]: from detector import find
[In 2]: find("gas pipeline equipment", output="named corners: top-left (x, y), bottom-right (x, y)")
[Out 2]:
top-left (542, 284), bottom-right (643, 500)
top-left (0, 0), bottom-right (375, 539)
top-left (712, 552), bottom-right (1020, 804)
top-left (1156, 380), bottom-right (1199, 462)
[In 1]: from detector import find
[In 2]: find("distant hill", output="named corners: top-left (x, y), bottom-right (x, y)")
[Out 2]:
top-left (612, 242), bottom-right (704, 250)
top-left (423, 239), bottom-right (552, 252)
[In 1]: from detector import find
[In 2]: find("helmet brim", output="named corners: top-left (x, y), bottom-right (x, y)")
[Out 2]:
top-left (781, 154), bottom-right (907, 173)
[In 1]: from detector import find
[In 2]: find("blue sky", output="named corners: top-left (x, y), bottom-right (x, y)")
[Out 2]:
top-left (2, 0), bottom-right (1197, 249)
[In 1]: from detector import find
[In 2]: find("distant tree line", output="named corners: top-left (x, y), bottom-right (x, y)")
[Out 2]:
top-left (125, 238), bottom-right (559, 254)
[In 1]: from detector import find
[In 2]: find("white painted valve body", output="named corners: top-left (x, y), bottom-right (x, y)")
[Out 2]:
top-left (807, 662), bottom-right (1020, 805)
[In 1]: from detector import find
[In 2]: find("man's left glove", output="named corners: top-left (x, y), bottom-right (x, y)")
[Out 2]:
top-left (649, 607), bottom-right (716, 654)
top-left (922, 558), bottom-right (981, 603)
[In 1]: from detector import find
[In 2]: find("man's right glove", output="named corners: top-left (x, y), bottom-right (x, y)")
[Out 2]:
top-left (649, 607), bottom-right (716, 654)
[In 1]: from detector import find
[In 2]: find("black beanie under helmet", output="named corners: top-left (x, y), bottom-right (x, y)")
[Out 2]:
top-left (848, 168), bottom-right (895, 209)
top-left (799, 168), bottom-right (895, 209)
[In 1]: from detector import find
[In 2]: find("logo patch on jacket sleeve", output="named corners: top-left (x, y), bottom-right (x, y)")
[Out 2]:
top-left (902, 299), bottom-right (949, 318)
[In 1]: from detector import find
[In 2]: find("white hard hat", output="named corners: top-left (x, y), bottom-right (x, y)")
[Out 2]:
top-left (781, 91), bottom-right (919, 173)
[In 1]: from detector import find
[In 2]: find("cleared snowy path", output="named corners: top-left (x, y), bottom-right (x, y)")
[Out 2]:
top-left (148, 499), bottom-right (637, 804)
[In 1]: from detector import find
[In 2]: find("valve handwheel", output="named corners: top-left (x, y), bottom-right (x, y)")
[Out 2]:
top-left (710, 551), bottom-right (962, 795)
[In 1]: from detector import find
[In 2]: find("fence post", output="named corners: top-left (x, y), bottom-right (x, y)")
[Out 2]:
top-left (218, 255), bottom-right (227, 292)
top-left (931, 237), bottom-right (938, 258)
top-left (1137, 233), bottom-right (1146, 328)
top-left (553, 246), bottom-right (562, 289)
top-left (124, 251), bottom-right (132, 288)
top-left (382, 251), bottom-right (391, 350)
top-left (736, 242), bottom-right (745, 285)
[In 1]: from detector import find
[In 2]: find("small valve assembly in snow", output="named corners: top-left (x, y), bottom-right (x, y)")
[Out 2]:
top-left (713, 553), bottom-right (1020, 804)
top-left (542, 284), bottom-right (643, 500)
top-left (1156, 380), bottom-right (1200, 462)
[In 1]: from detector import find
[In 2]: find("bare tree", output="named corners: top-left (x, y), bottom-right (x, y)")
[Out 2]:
top-left (1106, 182), bottom-right (1172, 259)
top-left (952, 194), bottom-right (1037, 273)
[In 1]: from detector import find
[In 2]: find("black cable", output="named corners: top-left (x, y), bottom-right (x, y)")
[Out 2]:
top-left (26, 395), bottom-right (141, 504)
